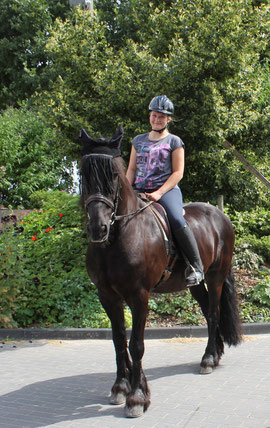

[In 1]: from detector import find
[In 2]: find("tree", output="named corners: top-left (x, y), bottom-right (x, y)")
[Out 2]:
top-left (0, 106), bottom-right (72, 208)
top-left (0, 0), bottom-right (71, 111)
top-left (34, 9), bottom-right (163, 154)
top-left (35, 2), bottom-right (269, 209)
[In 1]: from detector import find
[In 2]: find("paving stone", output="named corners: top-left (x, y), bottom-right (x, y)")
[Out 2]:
top-left (0, 335), bottom-right (270, 427)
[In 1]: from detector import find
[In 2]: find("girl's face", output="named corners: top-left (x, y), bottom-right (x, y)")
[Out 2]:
top-left (149, 111), bottom-right (171, 130)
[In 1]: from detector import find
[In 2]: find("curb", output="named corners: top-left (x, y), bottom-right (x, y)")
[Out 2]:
top-left (1, 323), bottom-right (270, 341)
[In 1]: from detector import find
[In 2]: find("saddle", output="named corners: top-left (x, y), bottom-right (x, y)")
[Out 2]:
top-left (137, 193), bottom-right (182, 282)
top-left (150, 202), bottom-right (174, 255)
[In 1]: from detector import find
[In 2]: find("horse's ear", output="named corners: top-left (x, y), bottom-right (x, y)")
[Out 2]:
top-left (110, 125), bottom-right (124, 149)
top-left (79, 128), bottom-right (91, 144)
top-left (79, 128), bottom-right (95, 155)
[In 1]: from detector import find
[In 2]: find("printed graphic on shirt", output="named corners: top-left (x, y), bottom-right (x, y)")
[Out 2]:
top-left (135, 141), bottom-right (172, 189)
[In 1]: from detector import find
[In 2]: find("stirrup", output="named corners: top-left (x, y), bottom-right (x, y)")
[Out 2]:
top-left (185, 265), bottom-right (204, 287)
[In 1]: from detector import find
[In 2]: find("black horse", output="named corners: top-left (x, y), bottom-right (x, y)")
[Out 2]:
top-left (79, 126), bottom-right (242, 418)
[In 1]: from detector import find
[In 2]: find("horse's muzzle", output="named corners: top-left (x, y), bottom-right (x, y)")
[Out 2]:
top-left (87, 222), bottom-right (110, 243)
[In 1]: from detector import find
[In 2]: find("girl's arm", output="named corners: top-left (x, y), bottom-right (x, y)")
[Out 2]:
top-left (126, 146), bottom-right (137, 185)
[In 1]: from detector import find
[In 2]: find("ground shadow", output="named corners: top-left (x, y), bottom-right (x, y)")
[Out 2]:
top-left (0, 362), bottom-right (199, 426)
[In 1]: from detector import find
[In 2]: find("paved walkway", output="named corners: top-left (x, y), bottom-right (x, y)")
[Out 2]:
top-left (0, 335), bottom-right (270, 428)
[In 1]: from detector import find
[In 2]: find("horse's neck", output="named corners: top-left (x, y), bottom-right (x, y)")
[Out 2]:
top-left (112, 158), bottom-right (140, 213)
top-left (118, 176), bottom-right (139, 214)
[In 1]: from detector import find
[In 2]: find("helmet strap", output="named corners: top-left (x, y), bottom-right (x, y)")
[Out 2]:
top-left (151, 125), bottom-right (168, 134)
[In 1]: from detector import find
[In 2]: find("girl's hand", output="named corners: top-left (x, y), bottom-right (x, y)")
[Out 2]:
top-left (145, 190), bottom-right (163, 202)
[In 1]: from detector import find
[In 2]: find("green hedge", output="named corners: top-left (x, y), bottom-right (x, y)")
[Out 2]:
top-left (0, 191), bottom-right (132, 328)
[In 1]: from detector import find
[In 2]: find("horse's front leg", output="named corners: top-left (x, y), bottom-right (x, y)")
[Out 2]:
top-left (125, 289), bottom-right (150, 418)
top-left (98, 289), bottom-right (132, 404)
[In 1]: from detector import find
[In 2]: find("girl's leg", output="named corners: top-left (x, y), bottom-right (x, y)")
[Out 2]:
top-left (159, 187), bottom-right (204, 286)
top-left (158, 187), bottom-right (186, 229)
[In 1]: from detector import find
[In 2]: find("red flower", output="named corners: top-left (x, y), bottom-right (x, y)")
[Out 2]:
top-left (59, 213), bottom-right (63, 217)
top-left (31, 236), bottom-right (37, 241)
top-left (45, 228), bottom-right (50, 233)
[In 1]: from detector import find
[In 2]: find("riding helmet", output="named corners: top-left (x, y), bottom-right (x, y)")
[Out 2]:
top-left (149, 95), bottom-right (174, 115)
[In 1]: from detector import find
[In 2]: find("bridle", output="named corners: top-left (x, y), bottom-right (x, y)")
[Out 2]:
top-left (83, 160), bottom-right (153, 243)
top-left (84, 174), bottom-right (121, 229)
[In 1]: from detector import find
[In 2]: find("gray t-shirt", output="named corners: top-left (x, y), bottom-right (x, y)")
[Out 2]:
top-left (132, 133), bottom-right (184, 190)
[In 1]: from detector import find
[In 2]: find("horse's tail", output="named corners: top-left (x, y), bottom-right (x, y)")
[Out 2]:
top-left (219, 267), bottom-right (242, 346)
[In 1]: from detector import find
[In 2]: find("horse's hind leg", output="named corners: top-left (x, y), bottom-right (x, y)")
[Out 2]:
top-left (98, 289), bottom-right (132, 405)
top-left (190, 280), bottom-right (224, 374)
top-left (125, 289), bottom-right (151, 418)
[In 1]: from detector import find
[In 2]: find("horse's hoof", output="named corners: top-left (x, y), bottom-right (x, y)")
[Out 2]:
top-left (110, 392), bottom-right (126, 405)
top-left (125, 405), bottom-right (144, 418)
top-left (200, 366), bottom-right (213, 374)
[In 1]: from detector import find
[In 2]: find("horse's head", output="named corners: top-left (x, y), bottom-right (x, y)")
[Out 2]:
top-left (79, 126), bottom-right (123, 243)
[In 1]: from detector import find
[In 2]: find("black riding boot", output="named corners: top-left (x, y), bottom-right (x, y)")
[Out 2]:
top-left (173, 223), bottom-right (204, 286)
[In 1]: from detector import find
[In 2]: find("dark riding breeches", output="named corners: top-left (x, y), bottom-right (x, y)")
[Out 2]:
top-left (158, 187), bottom-right (186, 229)
top-left (136, 186), bottom-right (186, 230)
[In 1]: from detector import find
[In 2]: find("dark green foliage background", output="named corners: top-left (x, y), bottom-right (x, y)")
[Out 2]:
top-left (0, 0), bottom-right (269, 328)
top-left (0, 0), bottom-right (269, 211)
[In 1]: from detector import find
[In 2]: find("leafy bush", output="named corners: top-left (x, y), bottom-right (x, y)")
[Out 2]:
top-left (148, 291), bottom-right (205, 326)
top-left (0, 225), bottom-right (23, 327)
top-left (0, 191), bottom-right (133, 328)
top-left (228, 206), bottom-right (270, 267)
top-left (233, 241), bottom-right (264, 270)
top-left (229, 206), bottom-right (270, 238)
top-left (0, 107), bottom-right (72, 208)
top-left (245, 235), bottom-right (270, 264)
top-left (239, 301), bottom-right (270, 323)
top-left (248, 276), bottom-right (270, 307)
top-left (239, 273), bottom-right (270, 323)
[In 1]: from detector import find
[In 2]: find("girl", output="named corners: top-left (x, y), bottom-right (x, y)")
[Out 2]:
top-left (126, 95), bottom-right (204, 286)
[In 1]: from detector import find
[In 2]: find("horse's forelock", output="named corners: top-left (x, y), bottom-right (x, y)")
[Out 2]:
top-left (80, 154), bottom-right (115, 196)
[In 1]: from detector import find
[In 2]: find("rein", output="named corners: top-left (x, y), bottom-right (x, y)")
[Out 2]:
top-left (85, 176), bottom-right (153, 226)
top-left (111, 200), bottom-right (153, 224)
